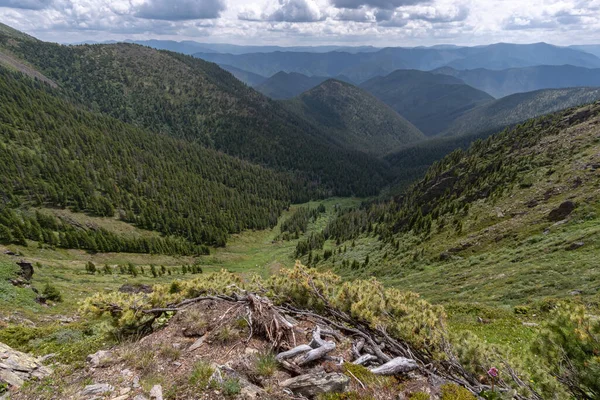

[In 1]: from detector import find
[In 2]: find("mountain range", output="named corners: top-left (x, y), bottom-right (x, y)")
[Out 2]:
top-left (434, 65), bottom-right (600, 98)
top-left (359, 70), bottom-right (494, 136)
top-left (193, 42), bottom-right (600, 83)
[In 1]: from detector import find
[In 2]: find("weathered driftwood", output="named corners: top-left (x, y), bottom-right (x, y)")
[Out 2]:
top-left (352, 354), bottom-right (378, 366)
top-left (309, 326), bottom-right (327, 348)
top-left (276, 345), bottom-right (312, 361)
top-left (352, 338), bottom-right (365, 359)
top-left (370, 357), bottom-right (418, 375)
top-left (299, 341), bottom-right (336, 366)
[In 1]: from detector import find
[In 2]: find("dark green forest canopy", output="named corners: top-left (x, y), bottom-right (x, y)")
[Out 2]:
top-left (0, 67), bottom-right (308, 248)
top-left (0, 31), bottom-right (390, 197)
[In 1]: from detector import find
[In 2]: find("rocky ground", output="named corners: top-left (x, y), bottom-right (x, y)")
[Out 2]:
top-left (4, 295), bottom-right (460, 400)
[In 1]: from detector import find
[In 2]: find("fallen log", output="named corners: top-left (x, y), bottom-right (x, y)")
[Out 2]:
top-left (299, 341), bottom-right (336, 366)
top-left (352, 354), bottom-right (378, 366)
top-left (276, 345), bottom-right (312, 361)
top-left (370, 357), bottom-right (418, 375)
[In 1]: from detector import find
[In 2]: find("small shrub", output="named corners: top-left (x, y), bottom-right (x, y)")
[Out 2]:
top-left (408, 392), bottom-right (430, 400)
top-left (441, 384), bottom-right (476, 400)
top-left (42, 283), bottom-right (63, 302)
top-left (159, 344), bottom-right (181, 361)
top-left (124, 349), bottom-right (155, 375)
top-left (213, 326), bottom-right (238, 344)
top-left (254, 351), bottom-right (277, 377)
top-left (180, 309), bottom-right (208, 337)
top-left (85, 261), bottom-right (96, 274)
top-left (189, 361), bottom-right (214, 388)
top-left (513, 305), bottom-right (530, 315)
top-left (221, 378), bottom-right (241, 397)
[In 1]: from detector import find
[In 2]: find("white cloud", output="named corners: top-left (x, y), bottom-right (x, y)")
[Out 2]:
top-left (0, 0), bottom-right (598, 46)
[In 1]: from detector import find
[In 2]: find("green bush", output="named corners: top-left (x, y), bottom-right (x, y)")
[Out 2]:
top-left (254, 351), bottom-right (277, 377)
top-left (189, 361), bottom-right (214, 389)
top-left (441, 384), bottom-right (476, 400)
top-left (532, 304), bottom-right (600, 399)
top-left (513, 305), bottom-right (529, 315)
top-left (408, 392), bottom-right (430, 400)
top-left (221, 378), bottom-right (241, 397)
top-left (42, 283), bottom-right (62, 302)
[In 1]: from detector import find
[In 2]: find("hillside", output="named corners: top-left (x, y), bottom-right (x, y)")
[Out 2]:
top-left (218, 64), bottom-right (267, 86)
top-left (194, 43), bottom-right (600, 83)
top-left (443, 87), bottom-right (600, 137)
top-left (0, 67), bottom-right (304, 250)
top-left (360, 70), bottom-right (494, 136)
top-left (284, 80), bottom-right (425, 156)
top-left (0, 23), bottom-right (389, 197)
top-left (294, 102), bottom-right (600, 306)
top-left (435, 65), bottom-right (600, 98)
top-left (255, 71), bottom-right (330, 100)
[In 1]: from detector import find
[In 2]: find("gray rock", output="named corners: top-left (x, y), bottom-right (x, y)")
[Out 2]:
top-left (188, 334), bottom-right (207, 352)
top-left (133, 396), bottom-right (149, 400)
top-left (81, 383), bottom-right (114, 396)
top-left (567, 242), bottom-right (585, 251)
top-left (548, 201), bottom-right (576, 222)
top-left (280, 372), bottom-right (349, 398)
top-left (86, 350), bottom-right (113, 368)
top-left (149, 384), bottom-right (163, 400)
top-left (0, 342), bottom-right (52, 388)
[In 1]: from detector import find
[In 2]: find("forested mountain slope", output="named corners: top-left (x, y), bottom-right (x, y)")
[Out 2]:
top-left (360, 70), bottom-right (494, 136)
top-left (435, 65), bottom-right (600, 98)
top-left (0, 68), bottom-right (303, 250)
top-left (0, 23), bottom-right (389, 197)
top-left (218, 64), bottom-right (267, 86)
top-left (255, 72), bottom-right (329, 100)
top-left (297, 102), bottom-right (600, 307)
top-left (443, 87), bottom-right (600, 137)
top-left (283, 80), bottom-right (424, 156)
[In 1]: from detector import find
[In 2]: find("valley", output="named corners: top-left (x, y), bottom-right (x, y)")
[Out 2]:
top-left (1, 19), bottom-right (600, 400)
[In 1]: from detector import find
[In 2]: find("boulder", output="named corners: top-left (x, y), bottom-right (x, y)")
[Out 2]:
top-left (86, 350), bottom-right (113, 368)
top-left (0, 342), bottom-right (52, 388)
top-left (548, 201), bottom-right (576, 222)
top-left (280, 372), bottom-right (349, 398)
top-left (567, 242), bottom-right (585, 251)
top-left (16, 261), bottom-right (34, 281)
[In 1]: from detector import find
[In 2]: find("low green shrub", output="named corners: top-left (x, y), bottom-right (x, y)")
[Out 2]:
top-left (42, 283), bottom-right (62, 302)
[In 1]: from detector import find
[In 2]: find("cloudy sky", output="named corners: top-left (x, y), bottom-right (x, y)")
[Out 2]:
top-left (1, 0), bottom-right (599, 46)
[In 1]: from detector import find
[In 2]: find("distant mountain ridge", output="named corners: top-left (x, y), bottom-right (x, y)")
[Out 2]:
top-left (284, 79), bottom-right (425, 156)
top-left (359, 70), bottom-right (494, 136)
top-left (442, 87), bottom-right (600, 137)
top-left (218, 64), bottom-right (267, 86)
top-left (256, 71), bottom-right (354, 100)
top-left (434, 65), bottom-right (600, 98)
top-left (194, 42), bottom-right (600, 83)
